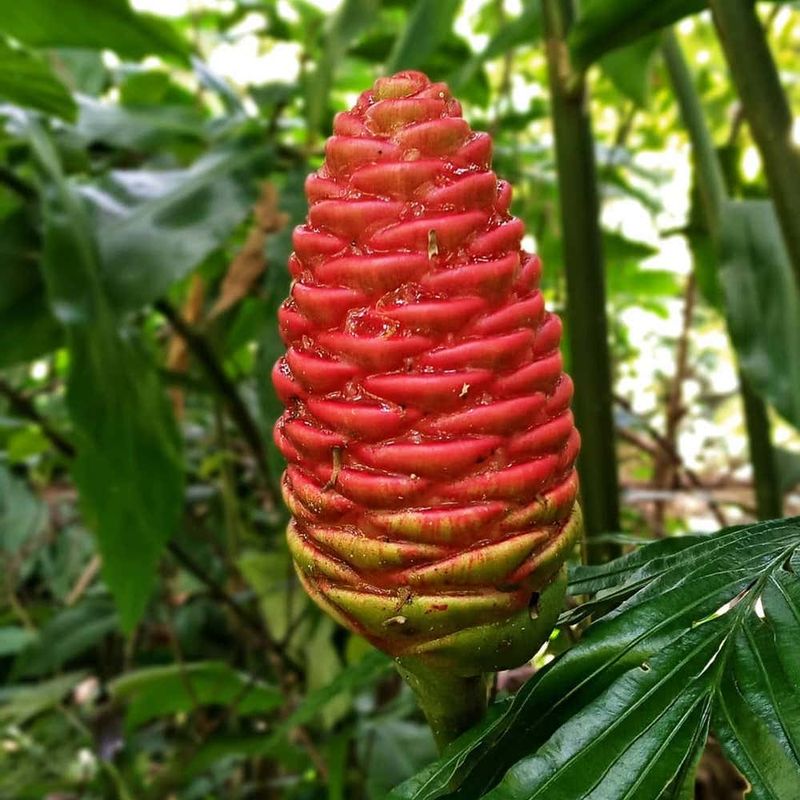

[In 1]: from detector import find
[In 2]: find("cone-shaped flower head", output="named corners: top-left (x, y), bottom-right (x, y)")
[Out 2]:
top-left (273, 71), bottom-right (581, 676)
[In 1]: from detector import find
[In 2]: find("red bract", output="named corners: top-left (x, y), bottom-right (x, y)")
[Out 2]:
top-left (273, 71), bottom-right (581, 676)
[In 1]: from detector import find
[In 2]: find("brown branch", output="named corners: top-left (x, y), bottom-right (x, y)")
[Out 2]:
top-left (154, 299), bottom-right (279, 508)
top-left (0, 378), bottom-right (76, 458)
top-left (652, 273), bottom-right (697, 535)
top-left (615, 395), bottom-right (729, 528)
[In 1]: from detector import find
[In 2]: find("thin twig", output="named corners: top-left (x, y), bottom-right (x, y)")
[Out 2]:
top-left (65, 554), bottom-right (102, 606)
top-left (0, 378), bottom-right (75, 458)
top-left (652, 273), bottom-right (697, 535)
top-left (616, 396), bottom-right (729, 527)
top-left (154, 299), bottom-right (279, 507)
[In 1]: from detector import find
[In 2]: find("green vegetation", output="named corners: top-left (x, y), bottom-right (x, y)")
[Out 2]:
top-left (1, 1), bottom-right (799, 797)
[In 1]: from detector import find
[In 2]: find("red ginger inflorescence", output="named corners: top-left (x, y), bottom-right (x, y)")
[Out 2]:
top-left (273, 71), bottom-right (582, 677)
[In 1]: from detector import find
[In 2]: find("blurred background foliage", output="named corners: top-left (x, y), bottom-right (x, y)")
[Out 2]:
top-left (1, 0), bottom-right (799, 797)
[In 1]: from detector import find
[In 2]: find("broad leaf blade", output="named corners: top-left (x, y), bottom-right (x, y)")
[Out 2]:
top-left (0, 0), bottom-right (189, 62)
top-left (718, 199), bottom-right (800, 429)
top-left (81, 143), bottom-right (270, 311)
top-left (0, 208), bottom-right (63, 367)
top-left (392, 519), bottom-right (800, 800)
top-left (305, 0), bottom-right (379, 134)
top-left (386, 0), bottom-right (462, 74)
top-left (599, 35), bottom-right (659, 108)
top-left (0, 39), bottom-right (76, 120)
top-left (28, 118), bottom-right (184, 632)
top-left (569, 0), bottom-right (705, 68)
top-left (110, 662), bottom-right (282, 728)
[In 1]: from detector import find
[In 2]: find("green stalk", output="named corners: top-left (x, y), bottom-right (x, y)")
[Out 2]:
top-left (662, 30), bottom-right (782, 521)
top-left (396, 659), bottom-right (490, 752)
top-left (739, 371), bottom-right (783, 519)
top-left (541, 0), bottom-right (621, 559)
top-left (709, 0), bottom-right (800, 287)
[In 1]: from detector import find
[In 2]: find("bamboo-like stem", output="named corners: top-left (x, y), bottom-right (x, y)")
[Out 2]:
top-left (709, 0), bottom-right (800, 287)
top-left (541, 0), bottom-right (621, 560)
top-left (739, 372), bottom-right (783, 519)
top-left (662, 30), bottom-right (783, 521)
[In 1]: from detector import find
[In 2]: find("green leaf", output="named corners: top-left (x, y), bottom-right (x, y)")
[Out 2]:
top-left (569, 0), bottom-right (705, 68)
top-left (271, 648), bottom-right (391, 737)
top-left (183, 649), bottom-right (392, 776)
top-left (599, 35), bottom-right (659, 108)
top-left (0, 672), bottom-right (87, 725)
top-left (392, 518), bottom-right (800, 799)
top-left (27, 117), bottom-right (184, 632)
top-left (449, 0), bottom-right (541, 91)
top-left (0, 627), bottom-right (37, 658)
top-left (0, 0), bottom-right (189, 62)
top-left (0, 465), bottom-right (47, 557)
top-left (0, 39), bottom-right (76, 120)
top-left (305, 0), bottom-right (379, 134)
top-left (718, 199), bottom-right (800, 429)
top-left (386, 0), bottom-right (462, 74)
top-left (0, 208), bottom-right (63, 367)
top-left (74, 95), bottom-right (207, 151)
top-left (14, 595), bottom-right (118, 678)
top-left (81, 142), bottom-right (270, 311)
top-left (109, 661), bottom-right (282, 729)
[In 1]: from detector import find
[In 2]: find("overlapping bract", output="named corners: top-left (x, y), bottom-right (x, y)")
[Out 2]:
top-left (273, 71), bottom-right (581, 675)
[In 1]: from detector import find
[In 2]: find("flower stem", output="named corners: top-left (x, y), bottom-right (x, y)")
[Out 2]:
top-left (396, 658), bottom-right (490, 752)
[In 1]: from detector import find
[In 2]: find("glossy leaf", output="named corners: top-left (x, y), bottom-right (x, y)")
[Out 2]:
top-left (81, 142), bottom-right (270, 311)
top-left (110, 661), bottom-right (282, 728)
top-left (386, 0), bottom-right (462, 74)
top-left (0, 0), bottom-right (189, 62)
top-left (719, 199), bottom-right (800, 429)
top-left (392, 518), bottom-right (800, 800)
top-left (28, 118), bottom-right (184, 632)
top-left (0, 39), bottom-right (76, 121)
top-left (569, 0), bottom-right (705, 68)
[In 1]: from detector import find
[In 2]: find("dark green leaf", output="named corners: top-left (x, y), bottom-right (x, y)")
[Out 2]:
top-left (569, 0), bottom-right (705, 68)
top-left (386, 0), bottom-right (462, 74)
top-left (261, 649), bottom-right (391, 747)
top-left (0, 39), bottom-right (76, 120)
top-left (0, 672), bottom-right (87, 724)
top-left (0, 628), bottom-right (36, 658)
top-left (599, 35), bottom-right (659, 108)
top-left (27, 117), bottom-right (184, 631)
top-left (0, 0), bottom-right (189, 62)
top-left (81, 142), bottom-right (270, 311)
top-left (0, 465), bottom-right (47, 556)
top-left (360, 719), bottom-right (437, 799)
top-left (719, 199), bottom-right (800, 429)
top-left (109, 661), bottom-right (282, 728)
top-left (14, 595), bottom-right (118, 678)
top-left (305, 0), bottom-right (379, 134)
top-left (0, 209), bottom-right (63, 367)
top-left (392, 519), bottom-right (800, 800)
